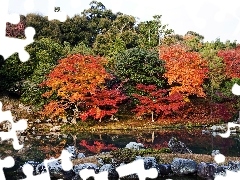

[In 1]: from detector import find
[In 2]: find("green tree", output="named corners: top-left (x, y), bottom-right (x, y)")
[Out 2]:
top-left (59, 15), bottom-right (90, 46)
top-left (26, 13), bottom-right (62, 43)
top-left (136, 15), bottom-right (173, 49)
top-left (0, 54), bottom-right (35, 93)
top-left (200, 41), bottom-right (226, 103)
top-left (183, 31), bottom-right (204, 52)
top-left (93, 13), bottom-right (140, 71)
top-left (93, 14), bottom-right (138, 58)
top-left (114, 48), bottom-right (166, 98)
top-left (81, 1), bottom-right (117, 46)
top-left (20, 38), bottom-right (66, 109)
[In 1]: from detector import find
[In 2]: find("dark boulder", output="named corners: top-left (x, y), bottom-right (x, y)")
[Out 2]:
top-left (171, 158), bottom-right (197, 175)
top-left (168, 137), bottom-right (192, 154)
top-left (197, 162), bottom-right (218, 179)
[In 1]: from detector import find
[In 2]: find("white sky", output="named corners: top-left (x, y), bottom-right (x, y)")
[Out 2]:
top-left (8, 0), bottom-right (240, 43)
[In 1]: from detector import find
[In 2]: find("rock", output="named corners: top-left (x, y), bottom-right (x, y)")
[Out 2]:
top-left (77, 153), bottom-right (85, 159)
top-left (22, 161), bottom-right (41, 175)
top-left (47, 159), bottom-right (64, 178)
top-left (62, 170), bottom-right (75, 179)
top-left (36, 158), bottom-right (64, 178)
top-left (34, 158), bottom-right (66, 179)
top-left (202, 130), bottom-right (210, 135)
top-left (65, 146), bottom-right (78, 159)
top-left (135, 156), bottom-right (158, 169)
top-left (210, 125), bottom-right (226, 132)
top-left (49, 125), bottom-right (61, 132)
top-left (71, 174), bottom-right (81, 180)
top-left (212, 150), bottom-right (220, 156)
top-left (212, 132), bottom-right (220, 137)
top-left (227, 161), bottom-right (240, 172)
top-left (138, 157), bottom-right (173, 178)
top-left (168, 137), bottom-right (192, 154)
top-left (125, 142), bottom-right (144, 150)
top-left (197, 162), bottom-right (218, 179)
top-left (171, 158), bottom-right (197, 175)
top-left (216, 165), bottom-right (227, 177)
top-left (73, 163), bottom-right (98, 175)
top-left (99, 164), bottom-right (119, 179)
top-left (157, 164), bottom-right (173, 177)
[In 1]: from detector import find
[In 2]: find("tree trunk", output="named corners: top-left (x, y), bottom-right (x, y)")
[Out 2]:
top-left (151, 111), bottom-right (154, 122)
top-left (152, 131), bottom-right (155, 143)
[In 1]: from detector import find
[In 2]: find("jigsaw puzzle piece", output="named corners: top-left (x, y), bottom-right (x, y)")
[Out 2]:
top-left (79, 159), bottom-right (159, 180)
top-left (79, 169), bottom-right (109, 180)
top-left (0, 101), bottom-right (28, 150)
top-left (0, 156), bottom-right (14, 180)
top-left (21, 149), bottom-right (73, 180)
top-left (0, 0), bottom-right (20, 38)
top-left (116, 159), bottom-right (158, 180)
top-left (47, 0), bottom-right (67, 22)
top-left (0, 27), bottom-right (35, 62)
top-left (21, 163), bottom-right (50, 180)
top-left (218, 122), bottom-right (240, 138)
top-left (0, 0), bottom-right (36, 62)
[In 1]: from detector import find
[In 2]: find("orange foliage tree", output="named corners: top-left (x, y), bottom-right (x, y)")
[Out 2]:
top-left (40, 54), bottom-right (126, 122)
top-left (159, 44), bottom-right (209, 99)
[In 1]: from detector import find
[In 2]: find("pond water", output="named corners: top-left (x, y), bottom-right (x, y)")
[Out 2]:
top-left (2, 128), bottom-right (240, 179)
top-left (71, 128), bottom-right (240, 156)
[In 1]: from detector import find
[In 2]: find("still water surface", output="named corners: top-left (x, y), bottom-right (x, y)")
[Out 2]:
top-left (2, 128), bottom-right (240, 179)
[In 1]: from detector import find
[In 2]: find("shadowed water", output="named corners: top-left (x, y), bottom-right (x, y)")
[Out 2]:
top-left (1, 128), bottom-right (240, 179)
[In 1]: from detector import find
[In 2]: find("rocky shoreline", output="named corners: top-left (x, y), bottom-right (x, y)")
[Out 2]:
top-left (9, 137), bottom-right (240, 180)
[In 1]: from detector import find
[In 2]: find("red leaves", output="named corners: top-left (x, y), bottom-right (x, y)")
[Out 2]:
top-left (79, 140), bottom-right (117, 154)
top-left (160, 44), bottom-right (209, 98)
top-left (6, 16), bottom-right (26, 38)
top-left (79, 88), bottom-right (127, 121)
top-left (218, 46), bottom-right (240, 78)
top-left (132, 84), bottom-right (185, 118)
top-left (41, 54), bottom-right (126, 121)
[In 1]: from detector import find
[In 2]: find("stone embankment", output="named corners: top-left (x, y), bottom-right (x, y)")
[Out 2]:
top-left (13, 137), bottom-right (240, 180)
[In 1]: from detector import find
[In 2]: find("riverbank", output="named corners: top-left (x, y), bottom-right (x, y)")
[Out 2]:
top-left (72, 152), bottom-right (240, 166)
top-left (8, 141), bottom-right (240, 180)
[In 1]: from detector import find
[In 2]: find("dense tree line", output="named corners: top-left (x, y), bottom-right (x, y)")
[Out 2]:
top-left (1, 1), bottom-right (239, 124)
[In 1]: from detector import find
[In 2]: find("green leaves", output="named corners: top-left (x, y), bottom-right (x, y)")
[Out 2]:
top-left (20, 38), bottom-right (66, 109)
top-left (136, 15), bottom-right (173, 49)
top-left (114, 48), bottom-right (166, 98)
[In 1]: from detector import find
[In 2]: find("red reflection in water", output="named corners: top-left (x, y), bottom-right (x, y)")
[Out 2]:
top-left (79, 140), bottom-right (117, 154)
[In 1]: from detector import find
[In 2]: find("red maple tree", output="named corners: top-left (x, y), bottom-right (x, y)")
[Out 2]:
top-left (218, 45), bottom-right (240, 78)
top-left (132, 84), bottom-right (185, 121)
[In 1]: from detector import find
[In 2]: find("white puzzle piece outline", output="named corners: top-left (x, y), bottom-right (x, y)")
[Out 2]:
top-left (0, 101), bottom-right (28, 150)
top-left (21, 149), bottom-right (73, 180)
top-left (0, 0), bottom-right (35, 62)
top-left (0, 156), bottom-right (15, 180)
top-left (0, 0), bottom-right (240, 180)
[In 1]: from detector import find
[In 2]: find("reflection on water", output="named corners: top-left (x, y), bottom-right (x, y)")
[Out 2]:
top-left (1, 128), bottom-right (240, 179)
top-left (71, 128), bottom-right (240, 157)
top-left (1, 128), bottom-right (239, 158)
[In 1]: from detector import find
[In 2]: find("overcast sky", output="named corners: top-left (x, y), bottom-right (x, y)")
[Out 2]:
top-left (8, 0), bottom-right (240, 43)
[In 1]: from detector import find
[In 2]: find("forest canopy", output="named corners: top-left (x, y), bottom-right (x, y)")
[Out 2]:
top-left (1, 1), bottom-right (239, 125)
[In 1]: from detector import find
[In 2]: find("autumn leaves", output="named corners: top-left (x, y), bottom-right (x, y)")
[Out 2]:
top-left (40, 54), bottom-right (126, 122)
top-left (39, 43), bottom-right (240, 123)
top-left (160, 45), bottom-right (209, 98)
